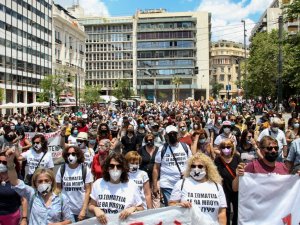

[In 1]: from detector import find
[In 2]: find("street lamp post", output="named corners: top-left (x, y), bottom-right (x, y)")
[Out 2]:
top-left (241, 19), bottom-right (247, 98)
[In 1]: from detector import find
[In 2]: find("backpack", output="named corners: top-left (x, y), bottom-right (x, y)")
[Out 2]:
top-left (161, 142), bottom-right (189, 159)
top-left (60, 163), bottom-right (87, 186)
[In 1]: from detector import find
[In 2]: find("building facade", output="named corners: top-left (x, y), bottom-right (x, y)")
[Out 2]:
top-left (0, 0), bottom-right (52, 114)
top-left (210, 40), bottom-right (249, 99)
top-left (74, 8), bottom-right (211, 102)
top-left (52, 4), bottom-right (86, 100)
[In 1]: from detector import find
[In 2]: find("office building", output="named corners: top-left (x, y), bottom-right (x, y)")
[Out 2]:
top-left (0, 0), bottom-right (52, 114)
top-left (74, 8), bottom-right (211, 101)
top-left (210, 40), bottom-right (249, 99)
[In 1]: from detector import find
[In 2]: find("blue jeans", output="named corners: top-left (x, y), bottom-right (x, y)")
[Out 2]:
top-left (160, 187), bottom-right (173, 207)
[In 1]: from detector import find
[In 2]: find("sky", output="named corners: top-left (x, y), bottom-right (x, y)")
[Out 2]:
top-left (55, 0), bottom-right (274, 43)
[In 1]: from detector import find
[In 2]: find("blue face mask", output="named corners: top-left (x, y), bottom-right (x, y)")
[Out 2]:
top-left (89, 139), bottom-right (96, 145)
top-left (73, 130), bottom-right (78, 136)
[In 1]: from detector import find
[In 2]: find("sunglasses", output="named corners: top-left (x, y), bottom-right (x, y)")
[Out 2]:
top-left (67, 153), bottom-right (76, 156)
top-left (0, 160), bottom-right (7, 165)
top-left (109, 164), bottom-right (122, 170)
top-left (222, 146), bottom-right (232, 149)
top-left (223, 126), bottom-right (231, 128)
top-left (191, 164), bottom-right (204, 169)
top-left (263, 146), bottom-right (279, 151)
top-left (77, 140), bottom-right (84, 143)
top-left (34, 142), bottom-right (41, 144)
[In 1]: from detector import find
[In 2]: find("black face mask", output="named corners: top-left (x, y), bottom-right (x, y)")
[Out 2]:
top-left (168, 133), bottom-right (178, 145)
top-left (146, 140), bottom-right (154, 147)
top-left (264, 151), bottom-right (278, 162)
top-left (101, 130), bottom-right (107, 135)
top-left (4, 132), bottom-right (16, 142)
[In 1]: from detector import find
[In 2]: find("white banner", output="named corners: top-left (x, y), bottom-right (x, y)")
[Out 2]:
top-left (74, 206), bottom-right (218, 225)
top-left (238, 173), bottom-right (300, 225)
top-left (25, 131), bottom-right (64, 165)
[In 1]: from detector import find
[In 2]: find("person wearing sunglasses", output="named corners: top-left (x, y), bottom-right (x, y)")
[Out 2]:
top-left (237, 129), bottom-right (259, 164)
top-left (0, 152), bottom-right (28, 225)
top-left (89, 152), bottom-right (143, 225)
top-left (76, 132), bottom-right (94, 167)
top-left (169, 152), bottom-right (227, 225)
top-left (215, 139), bottom-right (241, 225)
top-left (19, 134), bottom-right (54, 185)
top-left (178, 121), bottom-right (192, 147)
top-left (233, 136), bottom-right (289, 192)
top-left (56, 146), bottom-right (93, 222)
top-left (91, 139), bottom-right (111, 180)
top-left (5, 149), bottom-right (73, 225)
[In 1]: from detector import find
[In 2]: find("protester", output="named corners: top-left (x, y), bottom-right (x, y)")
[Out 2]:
top-left (121, 124), bottom-right (138, 154)
top-left (125, 151), bottom-right (152, 209)
top-left (169, 152), bottom-right (227, 225)
top-left (214, 121), bottom-right (237, 150)
top-left (6, 148), bottom-right (73, 225)
top-left (232, 136), bottom-right (289, 192)
top-left (152, 125), bottom-right (191, 206)
top-left (16, 129), bottom-right (32, 178)
top-left (56, 146), bottom-right (93, 222)
top-left (76, 132), bottom-right (94, 167)
top-left (19, 134), bottom-right (54, 185)
top-left (88, 152), bottom-right (143, 225)
top-left (91, 139), bottom-right (111, 179)
top-left (191, 129), bottom-right (215, 159)
top-left (0, 152), bottom-right (27, 225)
top-left (178, 121), bottom-right (193, 147)
top-left (215, 139), bottom-right (241, 225)
top-left (237, 129), bottom-right (259, 163)
top-left (67, 126), bottom-right (79, 147)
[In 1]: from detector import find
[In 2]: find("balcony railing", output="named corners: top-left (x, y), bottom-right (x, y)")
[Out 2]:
top-left (55, 39), bottom-right (62, 44)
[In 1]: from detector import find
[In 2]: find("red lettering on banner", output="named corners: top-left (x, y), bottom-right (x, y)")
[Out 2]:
top-left (282, 214), bottom-right (291, 225)
top-left (129, 222), bottom-right (144, 225)
top-left (174, 220), bottom-right (182, 225)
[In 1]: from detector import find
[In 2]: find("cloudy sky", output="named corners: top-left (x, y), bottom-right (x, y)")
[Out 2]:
top-left (54, 0), bottom-right (274, 43)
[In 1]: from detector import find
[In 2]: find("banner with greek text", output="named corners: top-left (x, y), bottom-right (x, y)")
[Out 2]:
top-left (74, 206), bottom-right (218, 225)
top-left (25, 131), bottom-right (64, 165)
top-left (238, 173), bottom-right (300, 225)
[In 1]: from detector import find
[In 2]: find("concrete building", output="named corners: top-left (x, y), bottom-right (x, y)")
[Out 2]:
top-left (250, 0), bottom-right (299, 40)
top-left (73, 8), bottom-right (211, 102)
top-left (210, 40), bottom-right (249, 99)
top-left (52, 4), bottom-right (86, 100)
top-left (0, 0), bottom-right (52, 114)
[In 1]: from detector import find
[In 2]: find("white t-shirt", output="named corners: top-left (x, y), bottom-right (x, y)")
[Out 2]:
top-left (82, 147), bottom-right (95, 167)
top-left (90, 178), bottom-right (143, 214)
top-left (155, 143), bottom-right (191, 189)
top-left (55, 164), bottom-right (93, 215)
top-left (21, 148), bottom-right (54, 175)
top-left (170, 177), bottom-right (227, 222)
top-left (128, 170), bottom-right (149, 209)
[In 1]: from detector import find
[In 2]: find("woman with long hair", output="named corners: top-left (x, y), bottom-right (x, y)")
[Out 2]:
top-left (89, 152), bottom-right (143, 225)
top-left (169, 152), bottom-right (227, 225)
top-left (191, 129), bottom-right (215, 159)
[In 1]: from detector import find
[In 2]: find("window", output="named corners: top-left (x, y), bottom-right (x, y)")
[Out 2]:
top-left (219, 74), bottom-right (225, 81)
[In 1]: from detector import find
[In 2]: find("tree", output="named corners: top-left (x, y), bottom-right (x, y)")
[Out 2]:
top-left (172, 77), bottom-right (182, 101)
top-left (82, 85), bottom-right (102, 105)
top-left (211, 82), bottom-right (223, 99)
top-left (112, 80), bottom-right (134, 100)
top-left (38, 67), bottom-right (73, 105)
top-left (0, 88), bottom-right (4, 102)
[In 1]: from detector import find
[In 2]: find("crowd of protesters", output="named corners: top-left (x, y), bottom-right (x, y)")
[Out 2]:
top-left (0, 97), bottom-right (299, 225)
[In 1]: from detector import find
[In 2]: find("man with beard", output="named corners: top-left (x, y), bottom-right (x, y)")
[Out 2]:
top-left (232, 136), bottom-right (289, 192)
top-left (152, 125), bottom-right (191, 206)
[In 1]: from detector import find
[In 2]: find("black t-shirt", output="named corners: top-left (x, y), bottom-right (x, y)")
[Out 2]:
top-left (138, 145), bottom-right (158, 183)
top-left (0, 180), bottom-right (22, 215)
top-left (214, 154), bottom-right (241, 194)
top-left (121, 135), bottom-right (138, 155)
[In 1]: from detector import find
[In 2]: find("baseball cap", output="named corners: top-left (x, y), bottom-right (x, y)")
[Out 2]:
top-left (165, 125), bottom-right (178, 134)
top-left (77, 132), bottom-right (88, 141)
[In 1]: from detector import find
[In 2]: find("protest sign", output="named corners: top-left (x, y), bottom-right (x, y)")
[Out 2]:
top-left (74, 206), bottom-right (218, 225)
top-left (25, 131), bottom-right (64, 164)
top-left (238, 173), bottom-right (300, 225)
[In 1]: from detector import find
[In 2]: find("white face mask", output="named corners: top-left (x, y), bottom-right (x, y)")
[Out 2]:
top-left (129, 164), bottom-right (139, 173)
top-left (34, 143), bottom-right (42, 151)
top-left (223, 128), bottom-right (231, 134)
top-left (190, 168), bottom-right (206, 181)
top-left (68, 155), bottom-right (77, 165)
top-left (78, 142), bottom-right (85, 149)
top-left (271, 127), bottom-right (279, 132)
top-left (0, 163), bottom-right (7, 173)
top-left (37, 183), bottom-right (52, 196)
top-left (109, 169), bottom-right (122, 182)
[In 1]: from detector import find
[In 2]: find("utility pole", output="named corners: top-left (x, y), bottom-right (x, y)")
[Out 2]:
top-left (241, 20), bottom-right (247, 98)
top-left (75, 73), bottom-right (78, 111)
top-left (278, 16), bottom-right (283, 110)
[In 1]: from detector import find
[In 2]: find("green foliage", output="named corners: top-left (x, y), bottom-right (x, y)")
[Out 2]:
top-left (283, 0), bottom-right (300, 21)
top-left (82, 85), bottom-right (102, 105)
top-left (0, 88), bottom-right (4, 102)
top-left (112, 80), bottom-right (134, 100)
top-left (38, 67), bottom-right (72, 104)
top-left (211, 82), bottom-right (223, 98)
